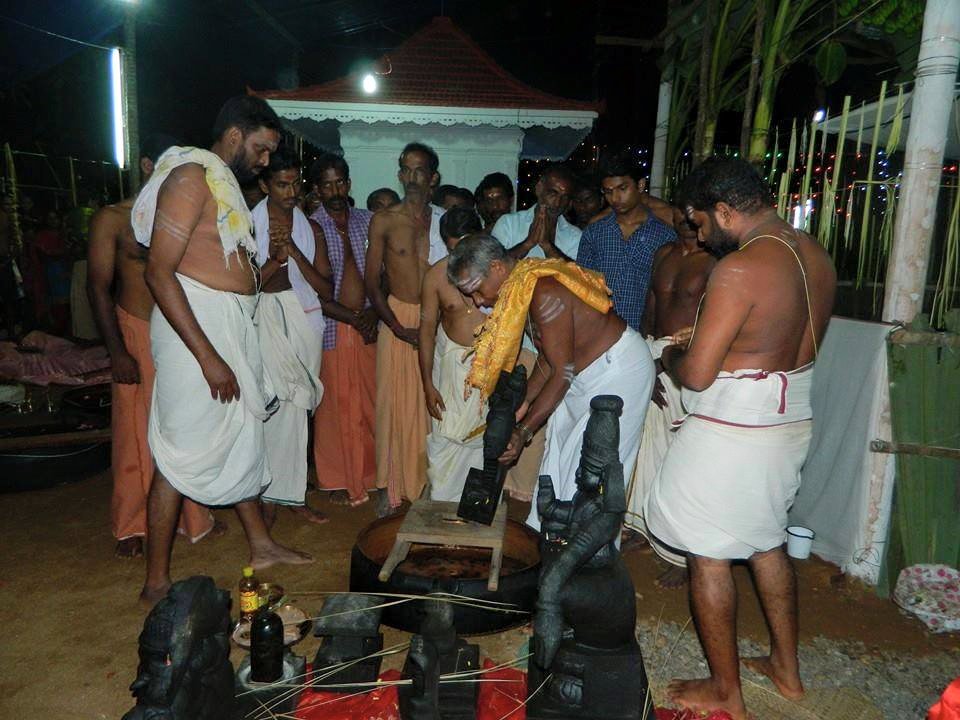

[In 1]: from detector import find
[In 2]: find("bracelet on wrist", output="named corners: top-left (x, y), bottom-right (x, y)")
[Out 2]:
top-left (516, 422), bottom-right (534, 446)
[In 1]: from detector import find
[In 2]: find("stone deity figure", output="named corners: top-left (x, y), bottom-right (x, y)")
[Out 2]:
top-left (529, 395), bottom-right (652, 719)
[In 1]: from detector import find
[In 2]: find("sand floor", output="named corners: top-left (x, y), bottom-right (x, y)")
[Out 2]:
top-left (0, 470), bottom-right (954, 719)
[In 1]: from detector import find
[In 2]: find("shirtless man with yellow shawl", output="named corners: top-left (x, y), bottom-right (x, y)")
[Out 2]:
top-left (646, 158), bottom-right (835, 720)
top-left (447, 234), bottom-right (654, 531)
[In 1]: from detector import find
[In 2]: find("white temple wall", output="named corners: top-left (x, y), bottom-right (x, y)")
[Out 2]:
top-left (338, 121), bottom-right (523, 211)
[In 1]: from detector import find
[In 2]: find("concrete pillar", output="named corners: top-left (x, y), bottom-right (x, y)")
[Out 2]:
top-left (650, 75), bottom-right (672, 198)
top-left (123, 5), bottom-right (140, 191)
top-left (882, 0), bottom-right (960, 322)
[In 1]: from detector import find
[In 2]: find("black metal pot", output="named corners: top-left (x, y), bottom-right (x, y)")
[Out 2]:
top-left (349, 513), bottom-right (541, 635)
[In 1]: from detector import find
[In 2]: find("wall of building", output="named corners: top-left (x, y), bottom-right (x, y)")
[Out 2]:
top-left (338, 121), bottom-right (523, 210)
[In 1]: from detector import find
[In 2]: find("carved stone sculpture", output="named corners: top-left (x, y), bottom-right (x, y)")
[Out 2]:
top-left (399, 599), bottom-right (479, 720)
top-left (312, 593), bottom-right (385, 691)
top-left (527, 395), bottom-right (653, 720)
top-left (122, 576), bottom-right (234, 720)
top-left (457, 365), bottom-right (527, 524)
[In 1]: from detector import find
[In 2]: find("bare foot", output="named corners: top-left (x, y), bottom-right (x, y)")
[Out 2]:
top-left (328, 490), bottom-right (351, 506)
top-left (290, 504), bottom-right (330, 525)
top-left (742, 656), bottom-right (804, 700)
top-left (655, 565), bottom-right (689, 590)
top-left (251, 543), bottom-right (314, 571)
top-left (620, 528), bottom-right (650, 553)
top-left (667, 677), bottom-right (749, 720)
top-left (138, 582), bottom-right (171, 611)
top-left (349, 494), bottom-right (370, 508)
top-left (115, 537), bottom-right (144, 559)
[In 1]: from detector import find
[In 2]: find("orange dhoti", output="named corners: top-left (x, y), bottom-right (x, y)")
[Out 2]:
top-left (375, 296), bottom-right (429, 507)
top-left (111, 305), bottom-right (213, 542)
top-left (312, 322), bottom-right (377, 504)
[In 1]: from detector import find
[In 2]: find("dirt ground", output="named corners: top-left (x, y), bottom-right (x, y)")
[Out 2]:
top-left (0, 469), bottom-right (953, 720)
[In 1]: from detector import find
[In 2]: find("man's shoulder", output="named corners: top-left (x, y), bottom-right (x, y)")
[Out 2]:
top-left (159, 163), bottom-right (207, 194)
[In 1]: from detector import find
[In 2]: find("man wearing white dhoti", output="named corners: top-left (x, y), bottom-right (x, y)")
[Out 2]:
top-left (645, 158), bottom-right (835, 720)
top-left (445, 234), bottom-right (654, 532)
top-left (624, 207), bottom-right (715, 587)
top-left (133, 96), bottom-right (313, 608)
top-left (252, 148), bottom-right (330, 525)
top-left (420, 207), bottom-right (486, 501)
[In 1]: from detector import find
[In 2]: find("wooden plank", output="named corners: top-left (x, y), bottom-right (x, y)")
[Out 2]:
top-left (0, 428), bottom-right (111, 452)
top-left (888, 329), bottom-right (960, 347)
top-left (870, 439), bottom-right (960, 461)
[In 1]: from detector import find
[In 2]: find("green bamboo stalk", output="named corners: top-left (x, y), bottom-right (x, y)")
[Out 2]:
top-left (931, 178), bottom-right (960, 327)
top-left (857, 81), bottom-right (888, 289)
top-left (767, 125), bottom-right (780, 183)
top-left (748, 0), bottom-right (791, 164)
top-left (855, 100), bottom-right (866, 157)
top-left (885, 84), bottom-right (906, 156)
top-left (777, 120), bottom-right (798, 218)
top-left (872, 184), bottom-right (898, 316)
top-left (799, 117), bottom-right (818, 232)
top-left (819, 96), bottom-right (851, 255)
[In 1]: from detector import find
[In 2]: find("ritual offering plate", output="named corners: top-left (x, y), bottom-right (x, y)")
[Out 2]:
top-left (232, 604), bottom-right (311, 648)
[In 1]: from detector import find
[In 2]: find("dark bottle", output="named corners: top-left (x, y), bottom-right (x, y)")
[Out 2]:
top-left (250, 607), bottom-right (284, 682)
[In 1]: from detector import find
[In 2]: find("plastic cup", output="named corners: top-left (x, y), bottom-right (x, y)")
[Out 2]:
top-left (786, 526), bottom-right (815, 559)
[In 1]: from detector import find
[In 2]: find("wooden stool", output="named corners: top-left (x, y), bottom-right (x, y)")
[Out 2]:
top-left (377, 499), bottom-right (508, 591)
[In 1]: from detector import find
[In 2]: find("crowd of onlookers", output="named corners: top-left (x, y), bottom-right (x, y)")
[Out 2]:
top-left (0, 164), bottom-right (607, 348)
top-left (0, 192), bottom-right (102, 341)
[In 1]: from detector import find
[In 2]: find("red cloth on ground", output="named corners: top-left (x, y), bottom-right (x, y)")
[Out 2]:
top-left (295, 669), bottom-right (400, 719)
top-left (929, 678), bottom-right (960, 720)
top-left (0, 331), bottom-right (111, 386)
top-left (293, 661), bottom-right (734, 720)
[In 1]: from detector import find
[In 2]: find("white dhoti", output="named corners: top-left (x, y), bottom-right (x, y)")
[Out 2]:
top-left (646, 364), bottom-right (815, 559)
top-left (426, 325), bottom-right (486, 502)
top-left (526, 327), bottom-right (654, 530)
top-left (149, 274), bottom-right (277, 506)
top-left (257, 289), bottom-right (324, 506)
top-left (625, 336), bottom-right (686, 565)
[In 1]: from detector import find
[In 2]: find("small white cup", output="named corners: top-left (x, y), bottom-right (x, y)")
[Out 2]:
top-left (786, 526), bottom-right (815, 559)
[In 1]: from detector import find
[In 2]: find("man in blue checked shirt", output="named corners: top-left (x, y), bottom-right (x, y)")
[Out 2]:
top-left (576, 151), bottom-right (677, 331)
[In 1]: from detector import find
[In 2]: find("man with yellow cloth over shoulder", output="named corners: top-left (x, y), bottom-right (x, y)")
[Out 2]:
top-left (446, 233), bottom-right (654, 531)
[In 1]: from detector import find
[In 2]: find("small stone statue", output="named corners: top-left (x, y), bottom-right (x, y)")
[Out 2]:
top-left (399, 599), bottom-right (480, 720)
top-left (458, 365), bottom-right (527, 525)
top-left (527, 395), bottom-right (653, 720)
top-left (122, 576), bottom-right (234, 720)
top-left (399, 636), bottom-right (441, 720)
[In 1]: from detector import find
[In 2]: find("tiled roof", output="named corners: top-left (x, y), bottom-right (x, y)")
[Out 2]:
top-left (254, 16), bottom-right (596, 112)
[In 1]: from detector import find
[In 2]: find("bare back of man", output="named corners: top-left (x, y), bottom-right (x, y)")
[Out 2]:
top-left (104, 200), bottom-right (155, 318)
top-left (165, 166), bottom-right (257, 295)
top-left (700, 223), bottom-right (834, 377)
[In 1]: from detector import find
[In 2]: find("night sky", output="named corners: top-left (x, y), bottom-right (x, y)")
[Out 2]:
top-left (0, 0), bottom-right (906, 196)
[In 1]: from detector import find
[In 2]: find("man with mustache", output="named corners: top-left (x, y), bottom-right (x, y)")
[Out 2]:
top-left (576, 150), bottom-right (677, 333)
top-left (310, 154), bottom-right (379, 507)
top-left (133, 96), bottom-right (312, 607)
top-left (364, 142), bottom-right (447, 511)
top-left (646, 158), bottom-right (835, 720)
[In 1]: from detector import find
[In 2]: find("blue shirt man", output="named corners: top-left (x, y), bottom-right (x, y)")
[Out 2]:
top-left (577, 153), bottom-right (676, 331)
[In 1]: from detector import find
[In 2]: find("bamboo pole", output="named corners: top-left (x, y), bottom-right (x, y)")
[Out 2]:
top-left (799, 117), bottom-right (818, 231)
top-left (870, 440), bottom-right (960, 461)
top-left (68, 156), bottom-right (78, 207)
top-left (857, 81), bottom-right (887, 288)
top-left (818, 96), bottom-right (851, 254)
top-left (883, 0), bottom-right (960, 323)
